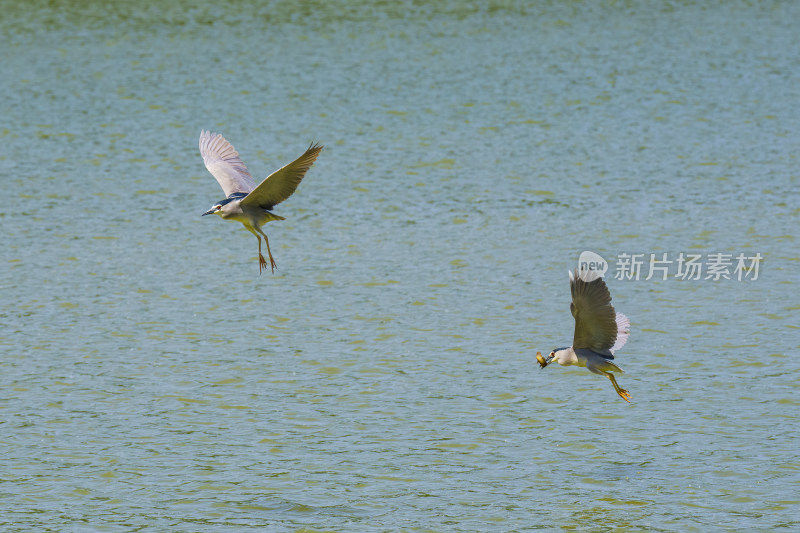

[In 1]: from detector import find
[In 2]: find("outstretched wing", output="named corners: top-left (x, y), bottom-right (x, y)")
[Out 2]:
top-left (570, 269), bottom-right (619, 355)
top-left (241, 143), bottom-right (323, 210)
top-left (610, 313), bottom-right (630, 354)
top-left (199, 130), bottom-right (256, 197)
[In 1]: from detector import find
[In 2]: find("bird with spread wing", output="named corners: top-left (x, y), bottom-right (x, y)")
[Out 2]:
top-left (537, 269), bottom-right (632, 402)
top-left (199, 130), bottom-right (322, 274)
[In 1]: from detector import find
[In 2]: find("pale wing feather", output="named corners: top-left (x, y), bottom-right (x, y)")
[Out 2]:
top-left (199, 130), bottom-right (256, 197)
top-left (609, 313), bottom-right (630, 354)
top-left (241, 143), bottom-right (323, 210)
top-left (570, 269), bottom-right (619, 354)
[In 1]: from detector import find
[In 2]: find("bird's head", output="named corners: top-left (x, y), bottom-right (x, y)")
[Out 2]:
top-left (202, 194), bottom-right (244, 217)
top-left (202, 203), bottom-right (223, 216)
top-left (539, 348), bottom-right (570, 368)
top-left (202, 193), bottom-right (248, 217)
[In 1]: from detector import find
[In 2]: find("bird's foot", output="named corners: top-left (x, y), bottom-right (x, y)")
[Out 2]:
top-left (268, 255), bottom-right (277, 274)
top-left (258, 253), bottom-right (268, 274)
top-left (616, 387), bottom-right (632, 403)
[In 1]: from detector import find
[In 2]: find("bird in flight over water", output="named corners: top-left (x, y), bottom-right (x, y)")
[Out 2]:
top-left (537, 269), bottom-right (632, 402)
top-left (199, 130), bottom-right (322, 274)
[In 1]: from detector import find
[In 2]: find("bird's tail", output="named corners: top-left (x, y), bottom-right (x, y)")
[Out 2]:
top-left (588, 356), bottom-right (624, 375)
top-left (263, 212), bottom-right (285, 222)
top-left (610, 313), bottom-right (630, 354)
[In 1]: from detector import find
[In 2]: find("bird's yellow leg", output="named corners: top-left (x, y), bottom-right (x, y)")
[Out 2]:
top-left (256, 228), bottom-right (277, 273)
top-left (608, 374), bottom-right (632, 403)
top-left (264, 236), bottom-right (277, 273)
top-left (256, 236), bottom-right (268, 274)
top-left (245, 226), bottom-right (268, 274)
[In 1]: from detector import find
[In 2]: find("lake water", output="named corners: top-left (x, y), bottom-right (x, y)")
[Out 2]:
top-left (1, 1), bottom-right (798, 530)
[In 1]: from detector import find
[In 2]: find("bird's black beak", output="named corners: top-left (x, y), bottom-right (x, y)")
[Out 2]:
top-left (201, 208), bottom-right (215, 216)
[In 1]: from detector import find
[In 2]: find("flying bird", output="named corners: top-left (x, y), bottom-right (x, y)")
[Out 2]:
top-left (537, 269), bottom-right (632, 402)
top-left (199, 130), bottom-right (322, 274)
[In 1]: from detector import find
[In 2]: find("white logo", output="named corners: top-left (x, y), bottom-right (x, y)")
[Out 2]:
top-left (578, 251), bottom-right (608, 281)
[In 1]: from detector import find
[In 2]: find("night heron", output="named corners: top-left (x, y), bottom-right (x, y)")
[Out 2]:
top-left (199, 130), bottom-right (322, 274)
top-left (537, 269), bottom-right (632, 402)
